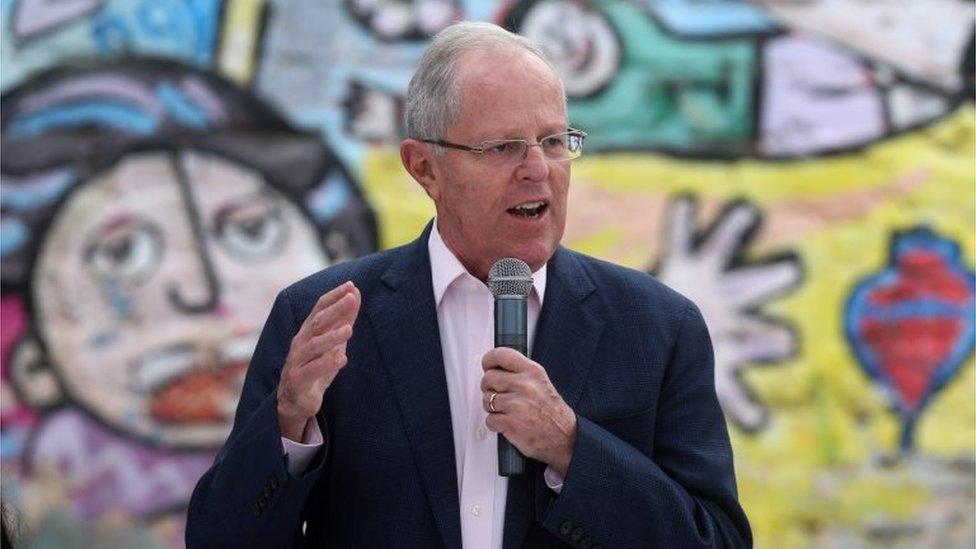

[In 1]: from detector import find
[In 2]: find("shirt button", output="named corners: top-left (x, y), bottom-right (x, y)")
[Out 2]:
top-left (472, 504), bottom-right (483, 517)
top-left (476, 427), bottom-right (487, 440)
top-left (467, 281), bottom-right (479, 293)
top-left (472, 353), bottom-right (480, 366)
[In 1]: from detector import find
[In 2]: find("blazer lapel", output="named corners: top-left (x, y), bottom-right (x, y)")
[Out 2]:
top-left (367, 224), bottom-right (462, 549)
top-left (503, 247), bottom-right (606, 549)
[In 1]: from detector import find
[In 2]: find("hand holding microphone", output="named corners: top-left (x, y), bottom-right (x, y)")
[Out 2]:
top-left (484, 259), bottom-right (577, 477)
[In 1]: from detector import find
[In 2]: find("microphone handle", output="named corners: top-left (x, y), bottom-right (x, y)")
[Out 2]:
top-left (494, 296), bottom-right (528, 477)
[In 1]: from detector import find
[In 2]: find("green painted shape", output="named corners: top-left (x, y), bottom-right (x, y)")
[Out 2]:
top-left (569, 0), bottom-right (758, 154)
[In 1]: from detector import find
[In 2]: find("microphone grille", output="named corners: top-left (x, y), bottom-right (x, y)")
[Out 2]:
top-left (488, 258), bottom-right (533, 297)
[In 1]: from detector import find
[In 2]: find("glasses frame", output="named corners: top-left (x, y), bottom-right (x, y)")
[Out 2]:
top-left (419, 128), bottom-right (588, 162)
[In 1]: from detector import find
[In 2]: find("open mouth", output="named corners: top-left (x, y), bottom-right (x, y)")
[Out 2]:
top-left (131, 335), bottom-right (257, 424)
top-left (506, 200), bottom-right (548, 219)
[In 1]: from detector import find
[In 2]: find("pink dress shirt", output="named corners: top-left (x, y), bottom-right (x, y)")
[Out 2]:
top-left (282, 220), bottom-right (562, 548)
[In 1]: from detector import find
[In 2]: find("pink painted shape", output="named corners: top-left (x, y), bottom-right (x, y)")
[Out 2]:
top-left (1, 295), bottom-right (29, 376)
top-left (1, 294), bottom-right (41, 429)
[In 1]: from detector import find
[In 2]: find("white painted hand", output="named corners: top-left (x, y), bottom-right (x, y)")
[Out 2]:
top-left (655, 196), bottom-right (802, 430)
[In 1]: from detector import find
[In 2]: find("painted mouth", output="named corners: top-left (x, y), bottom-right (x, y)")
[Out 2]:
top-left (131, 335), bottom-right (257, 424)
top-left (506, 200), bottom-right (548, 219)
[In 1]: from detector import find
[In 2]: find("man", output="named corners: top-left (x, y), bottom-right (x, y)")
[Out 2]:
top-left (187, 22), bottom-right (751, 548)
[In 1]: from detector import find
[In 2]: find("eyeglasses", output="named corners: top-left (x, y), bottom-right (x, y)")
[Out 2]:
top-left (420, 129), bottom-right (587, 164)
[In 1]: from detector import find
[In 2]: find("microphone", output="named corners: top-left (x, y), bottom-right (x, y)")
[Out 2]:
top-left (488, 258), bottom-right (533, 477)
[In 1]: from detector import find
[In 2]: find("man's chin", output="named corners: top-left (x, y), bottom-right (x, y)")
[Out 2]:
top-left (494, 242), bottom-right (558, 273)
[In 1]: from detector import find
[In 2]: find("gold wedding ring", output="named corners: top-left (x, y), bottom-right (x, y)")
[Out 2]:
top-left (488, 391), bottom-right (498, 413)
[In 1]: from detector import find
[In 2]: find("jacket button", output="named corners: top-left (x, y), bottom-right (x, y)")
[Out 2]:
top-left (571, 526), bottom-right (584, 542)
top-left (579, 536), bottom-right (592, 549)
top-left (270, 477), bottom-right (279, 490)
top-left (559, 520), bottom-right (574, 536)
top-left (251, 503), bottom-right (261, 517)
top-left (264, 485), bottom-right (273, 498)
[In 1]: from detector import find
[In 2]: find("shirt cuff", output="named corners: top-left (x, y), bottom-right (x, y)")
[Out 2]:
top-left (543, 465), bottom-right (564, 493)
top-left (281, 417), bottom-right (324, 476)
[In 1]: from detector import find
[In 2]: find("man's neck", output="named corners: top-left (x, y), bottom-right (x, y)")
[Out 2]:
top-left (434, 219), bottom-right (490, 281)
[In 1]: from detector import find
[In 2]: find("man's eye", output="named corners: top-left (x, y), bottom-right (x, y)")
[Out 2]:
top-left (215, 196), bottom-right (287, 262)
top-left (484, 142), bottom-right (519, 155)
top-left (542, 135), bottom-right (567, 149)
top-left (84, 218), bottom-right (163, 282)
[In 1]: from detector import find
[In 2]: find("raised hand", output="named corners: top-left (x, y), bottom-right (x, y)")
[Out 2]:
top-left (276, 281), bottom-right (361, 441)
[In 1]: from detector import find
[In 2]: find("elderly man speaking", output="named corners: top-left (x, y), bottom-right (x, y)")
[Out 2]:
top-left (187, 22), bottom-right (751, 549)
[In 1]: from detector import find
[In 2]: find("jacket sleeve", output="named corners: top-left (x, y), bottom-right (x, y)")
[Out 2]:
top-left (186, 289), bottom-right (329, 548)
top-left (539, 301), bottom-right (753, 548)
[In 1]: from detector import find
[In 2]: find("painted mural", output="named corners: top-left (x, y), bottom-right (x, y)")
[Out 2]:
top-left (1, 0), bottom-right (973, 547)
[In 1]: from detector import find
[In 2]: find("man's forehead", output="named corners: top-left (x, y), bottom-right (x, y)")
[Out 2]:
top-left (462, 119), bottom-right (569, 141)
top-left (452, 50), bottom-right (566, 139)
top-left (454, 48), bottom-right (559, 92)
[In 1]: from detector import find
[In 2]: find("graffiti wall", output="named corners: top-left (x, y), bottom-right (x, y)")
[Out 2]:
top-left (1, 0), bottom-right (973, 547)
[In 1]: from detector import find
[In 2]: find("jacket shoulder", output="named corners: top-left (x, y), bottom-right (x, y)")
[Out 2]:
top-left (566, 249), bottom-right (695, 320)
top-left (280, 245), bottom-right (409, 308)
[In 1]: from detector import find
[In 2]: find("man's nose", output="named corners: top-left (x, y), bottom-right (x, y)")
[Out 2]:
top-left (515, 143), bottom-right (549, 181)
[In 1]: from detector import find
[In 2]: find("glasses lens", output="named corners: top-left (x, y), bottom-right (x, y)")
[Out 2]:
top-left (482, 140), bottom-right (527, 163)
top-left (539, 133), bottom-right (580, 161)
top-left (479, 133), bottom-right (584, 163)
top-left (549, 132), bottom-right (583, 160)
top-left (566, 133), bottom-right (583, 159)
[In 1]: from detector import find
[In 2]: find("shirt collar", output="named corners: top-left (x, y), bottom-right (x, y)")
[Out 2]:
top-left (428, 218), bottom-right (547, 308)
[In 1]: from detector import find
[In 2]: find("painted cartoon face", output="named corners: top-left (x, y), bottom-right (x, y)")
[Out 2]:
top-left (31, 150), bottom-right (329, 448)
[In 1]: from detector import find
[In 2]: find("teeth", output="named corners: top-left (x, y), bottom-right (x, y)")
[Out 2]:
top-left (221, 335), bottom-right (259, 363)
top-left (133, 346), bottom-right (196, 393)
top-left (131, 336), bottom-right (259, 393)
top-left (514, 201), bottom-right (544, 210)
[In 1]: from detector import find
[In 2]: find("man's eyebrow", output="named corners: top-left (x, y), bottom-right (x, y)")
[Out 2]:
top-left (478, 126), bottom-right (571, 141)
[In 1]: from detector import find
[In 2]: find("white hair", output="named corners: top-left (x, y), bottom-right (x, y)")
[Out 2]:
top-left (403, 21), bottom-right (565, 143)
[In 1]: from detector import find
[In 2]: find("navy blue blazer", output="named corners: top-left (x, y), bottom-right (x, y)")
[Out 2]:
top-left (187, 223), bottom-right (752, 548)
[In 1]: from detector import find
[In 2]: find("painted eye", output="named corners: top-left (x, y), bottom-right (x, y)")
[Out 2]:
top-left (214, 195), bottom-right (287, 262)
top-left (515, 0), bottom-right (620, 99)
top-left (84, 217), bottom-right (163, 282)
top-left (345, 0), bottom-right (459, 41)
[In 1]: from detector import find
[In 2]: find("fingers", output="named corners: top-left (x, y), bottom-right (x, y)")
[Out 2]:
top-left (480, 348), bottom-right (546, 416)
top-left (484, 390), bottom-right (498, 414)
top-left (720, 258), bottom-right (802, 308)
top-left (482, 390), bottom-right (520, 415)
top-left (717, 318), bottom-right (796, 366)
top-left (277, 282), bottom-right (361, 437)
top-left (306, 282), bottom-right (356, 324)
top-left (716, 373), bottom-right (766, 430)
top-left (701, 202), bottom-right (759, 267)
top-left (297, 346), bottom-right (349, 387)
top-left (300, 282), bottom-right (361, 339)
top-left (481, 347), bottom-right (534, 374)
top-left (309, 288), bottom-right (360, 337)
top-left (480, 367), bottom-right (522, 393)
top-left (294, 324), bottom-right (354, 367)
top-left (663, 195), bottom-right (696, 259)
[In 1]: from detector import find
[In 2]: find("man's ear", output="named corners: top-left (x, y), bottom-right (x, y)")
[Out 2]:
top-left (10, 334), bottom-right (64, 409)
top-left (400, 139), bottom-right (442, 201)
